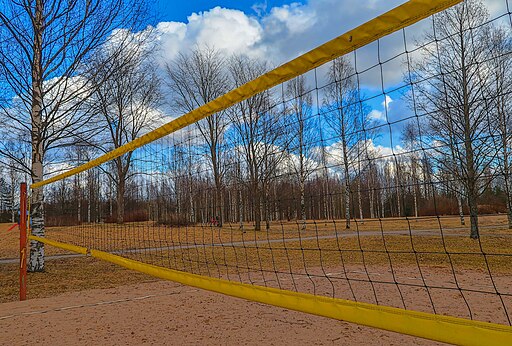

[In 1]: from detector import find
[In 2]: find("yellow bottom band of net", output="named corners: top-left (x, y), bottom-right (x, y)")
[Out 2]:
top-left (28, 235), bottom-right (512, 346)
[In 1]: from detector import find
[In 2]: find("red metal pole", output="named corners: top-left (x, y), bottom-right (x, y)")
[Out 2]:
top-left (19, 182), bottom-right (27, 301)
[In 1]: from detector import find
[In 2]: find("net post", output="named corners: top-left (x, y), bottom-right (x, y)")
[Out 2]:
top-left (19, 182), bottom-right (28, 301)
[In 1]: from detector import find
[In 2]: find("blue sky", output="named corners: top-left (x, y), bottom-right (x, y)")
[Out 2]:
top-left (154, 1), bottom-right (304, 23)
top-left (120, 1), bottom-right (507, 154)
top-left (146, 0), bottom-right (411, 151)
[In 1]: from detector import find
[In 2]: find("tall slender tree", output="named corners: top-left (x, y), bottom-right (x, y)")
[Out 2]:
top-left (166, 47), bottom-right (229, 227)
top-left (487, 26), bottom-right (512, 228)
top-left (324, 57), bottom-right (369, 229)
top-left (227, 55), bottom-right (286, 231)
top-left (285, 75), bottom-right (317, 230)
top-left (86, 30), bottom-right (161, 224)
top-left (0, 0), bottom-right (147, 271)
top-left (411, 0), bottom-right (496, 238)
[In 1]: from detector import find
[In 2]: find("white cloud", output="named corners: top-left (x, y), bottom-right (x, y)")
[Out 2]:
top-left (368, 95), bottom-right (393, 121)
top-left (369, 139), bottom-right (404, 158)
top-left (382, 95), bottom-right (393, 110)
top-left (368, 109), bottom-right (385, 121)
top-left (154, 7), bottom-right (265, 65)
top-left (264, 3), bottom-right (317, 35)
top-left (145, 0), bottom-right (411, 77)
top-left (186, 7), bottom-right (263, 54)
top-left (139, 0), bottom-right (510, 91)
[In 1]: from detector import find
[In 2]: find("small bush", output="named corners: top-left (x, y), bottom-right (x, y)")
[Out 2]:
top-left (478, 204), bottom-right (507, 215)
top-left (105, 209), bottom-right (149, 223)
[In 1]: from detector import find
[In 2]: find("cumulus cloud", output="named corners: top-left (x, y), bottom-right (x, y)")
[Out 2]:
top-left (142, 0), bottom-right (505, 92)
top-left (145, 0), bottom-right (413, 81)
top-left (154, 7), bottom-right (265, 65)
top-left (263, 3), bottom-right (317, 36)
top-left (382, 95), bottom-right (393, 110)
top-left (186, 8), bottom-right (263, 54)
top-left (368, 109), bottom-right (385, 121)
top-left (368, 95), bottom-right (394, 121)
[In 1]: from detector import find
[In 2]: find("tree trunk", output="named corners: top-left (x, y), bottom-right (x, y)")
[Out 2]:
top-left (29, 184), bottom-right (45, 272)
top-left (507, 190), bottom-right (512, 230)
top-left (395, 173), bottom-right (401, 217)
top-left (10, 180), bottom-right (15, 223)
top-left (216, 188), bottom-right (223, 228)
top-left (413, 183), bottom-right (418, 219)
top-left (188, 172), bottom-right (194, 223)
top-left (238, 188), bottom-right (243, 229)
top-left (368, 169), bottom-right (375, 219)
top-left (342, 147), bottom-right (350, 229)
top-left (77, 177), bottom-right (81, 224)
top-left (87, 196), bottom-right (91, 223)
top-left (457, 192), bottom-right (465, 226)
top-left (109, 184), bottom-right (113, 218)
top-left (28, 0), bottom-right (45, 273)
top-left (300, 177), bottom-right (306, 231)
top-left (506, 175), bottom-right (512, 229)
top-left (254, 184), bottom-right (261, 231)
top-left (265, 189), bottom-right (270, 231)
top-left (323, 174), bottom-right (330, 220)
top-left (464, 127), bottom-right (479, 239)
top-left (357, 178), bottom-right (363, 221)
top-left (344, 180), bottom-right (350, 229)
top-left (380, 191), bottom-right (385, 218)
top-left (117, 178), bottom-right (125, 224)
top-left (503, 143), bottom-right (512, 229)
top-left (468, 191), bottom-right (479, 239)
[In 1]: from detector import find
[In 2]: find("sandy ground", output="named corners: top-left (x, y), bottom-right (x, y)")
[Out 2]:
top-left (0, 280), bottom-right (444, 346)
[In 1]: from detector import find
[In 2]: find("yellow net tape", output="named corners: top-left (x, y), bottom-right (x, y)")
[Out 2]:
top-left (33, 1), bottom-right (512, 344)
top-left (29, 235), bottom-right (512, 345)
top-left (29, 235), bottom-right (88, 255)
top-left (31, 0), bottom-right (462, 189)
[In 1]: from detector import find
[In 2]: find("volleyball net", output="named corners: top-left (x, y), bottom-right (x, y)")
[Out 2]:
top-left (27, 0), bottom-right (512, 343)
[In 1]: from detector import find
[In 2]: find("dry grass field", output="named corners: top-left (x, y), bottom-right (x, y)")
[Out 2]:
top-left (1, 214), bottom-right (511, 323)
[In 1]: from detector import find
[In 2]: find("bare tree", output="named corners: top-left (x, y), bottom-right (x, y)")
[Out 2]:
top-left (86, 31), bottom-right (161, 224)
top-left (227, 55), bottom-right (286, 231)
top-left (411, 0), bottom-right (496, 238)
top-left (0, 0), bottom-right (147, 271)
top-left (324, 57), bottom-right (369, 229)
top-left (487, 26), bottom-right (512, 228)
top-left (402, 123), bottom-right (422, 219)
top-left (285, 75), bottom-right (317, 230)
top-left (166, 46), bottom-right (229, 227)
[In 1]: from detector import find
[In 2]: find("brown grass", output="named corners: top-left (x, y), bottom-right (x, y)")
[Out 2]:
top-left (0, 257), bottom-right (155, 303)
top-left (123, 234), bottom-right (512, 279)
top-left (1, 215), bottom-right (511, 303)
top-left (1, 214), bottom-right (509, 257)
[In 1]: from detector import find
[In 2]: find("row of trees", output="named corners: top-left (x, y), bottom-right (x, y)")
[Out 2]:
top-left (0, 0), bottom-right (510, 273)
top-left (0, 164), bottom-right (23, 222)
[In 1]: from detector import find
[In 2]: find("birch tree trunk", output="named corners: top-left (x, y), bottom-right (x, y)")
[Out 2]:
top-left (116, 176), bottom-right (125, 224)
top-left (357, 178), bottom-right (363, 221)
top-left (342, 141), bottom-right (350, 229)
top-left (300, 177), bottom-right (306, 231)
top-left (413, 181), bottom-right (418, 219)
top-left (457, 190), bottom-right (465, 225)
top-left (369, 173), bottom-right (375, 219)
top-left (28, 0), bottom-right (45, 272)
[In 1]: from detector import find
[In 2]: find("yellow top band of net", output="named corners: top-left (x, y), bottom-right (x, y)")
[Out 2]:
top-left (31, 0), bottom-right (462, 189)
